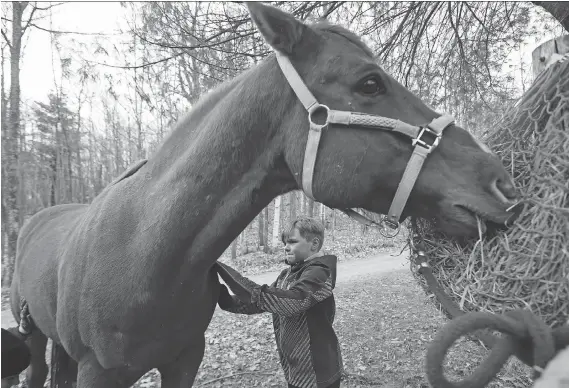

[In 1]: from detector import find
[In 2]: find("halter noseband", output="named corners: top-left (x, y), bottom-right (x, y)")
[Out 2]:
top-left (275, 51), bottom-right (455, 232)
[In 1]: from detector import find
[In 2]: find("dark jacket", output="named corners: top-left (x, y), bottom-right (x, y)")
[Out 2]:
top-left (215, 255), bottom-right (343, 388)
top-left (2, 328), bottom-right (31, 379)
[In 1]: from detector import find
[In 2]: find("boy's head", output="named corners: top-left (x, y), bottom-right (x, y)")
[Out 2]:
top-left (281, 217), bottom-right (325, 265)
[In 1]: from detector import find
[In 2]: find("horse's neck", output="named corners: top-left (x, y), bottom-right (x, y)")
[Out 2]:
top-left (134, 59), bottom-right (296, 276)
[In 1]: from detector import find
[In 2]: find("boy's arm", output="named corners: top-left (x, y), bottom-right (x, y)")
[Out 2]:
top-left (215, 262), bottom-right (333, 317)
top-left (217, 284), bottom-right (264, 315)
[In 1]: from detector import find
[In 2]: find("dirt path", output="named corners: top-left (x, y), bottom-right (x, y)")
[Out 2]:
top-left (1, 250), bottom-right (409, 329)
top-left (250, 249), bottom-right (408, 285)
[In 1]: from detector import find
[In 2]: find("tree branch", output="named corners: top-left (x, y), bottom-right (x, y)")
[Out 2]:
top-left (33, 2), bottom-right (66, 11)
top-left (464, 3), bottom-right (490, 34)
top-left (28, 22), bottom-right (120, 36)
top-left (86, 51), bottom-right (186, 70)
top-left (447, 3), bottom-right (467, 65)
top-left (1, 28), bottom-right (12, 49)
top-left (22, 3), bottom-right (38, 34)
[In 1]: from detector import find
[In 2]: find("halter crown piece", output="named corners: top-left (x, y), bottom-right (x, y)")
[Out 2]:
top-left (275, 51), bottom-right (455, 234)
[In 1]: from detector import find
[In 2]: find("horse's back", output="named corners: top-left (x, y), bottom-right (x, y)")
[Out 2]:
top-left (11, 203), bottom-right (89, 341)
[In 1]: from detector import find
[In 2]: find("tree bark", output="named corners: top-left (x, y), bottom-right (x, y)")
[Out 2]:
top-left (257, 212), bottom-right (264, 250)
top-left (289, 191), bottom-right (297, 222)
top-left (3, 2), bottom-right (28, 286)
top-left (271, 196), bottom-right (282, 250)
top-left (231, 238), bottom-right (237, 263)
top-left (308, 198), bottom-right (315, 217)
top-left (331, 209), bottom-right (336, 241)
top-left (1, 40), bottom-right (8, 264)
top-left (532, 2), bottom-right (569, 32)
top-left (239, 225), bottom-right (248, 255)
top-left (263, 206), bottom-right (269, 253)
top-left (280, 194), bottom-right (286, 232)
top-left (76, 103), bottom-right (85, 203)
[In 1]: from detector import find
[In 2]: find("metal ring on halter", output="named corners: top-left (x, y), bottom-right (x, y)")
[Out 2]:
top-left (380, 218), bottom-right (401, 238)
top-left (308, 103), bottom-right (330, 130)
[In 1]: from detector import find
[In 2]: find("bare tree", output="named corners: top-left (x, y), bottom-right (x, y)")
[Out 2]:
top-left (2, 2), bottom-right (29, 284)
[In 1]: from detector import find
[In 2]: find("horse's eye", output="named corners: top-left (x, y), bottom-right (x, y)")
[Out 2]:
top-left (358, 77), bottom-right (383, 96)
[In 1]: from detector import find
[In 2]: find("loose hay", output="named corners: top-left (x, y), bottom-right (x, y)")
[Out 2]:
top-left (410, 54), bottom-right (569, 328)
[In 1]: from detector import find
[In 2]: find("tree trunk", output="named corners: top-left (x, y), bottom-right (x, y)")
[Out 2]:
top-left (308, 198), bottom-right (315, 217)
top-left (231, 238), bottom-right (237, 263)
top-left (263, 206), bottom-right (269, 253)
top-left (289, 191), bottom-right (297, 222)
top-left (1, 41), bottom-right (8, 264)
top-left (280, 194), bottom-right (286, 231)
top-left (3, 1), bottom-right (28, 286)
top-left (76, 108), bottom-right (84, 203)
top-left (258, 213), bottom-right (264, 250)
top-left (272, 196), bottom-right (282, 250)
top-left (239, 228), bottom-right (247, 255)
top-left (532, 2), bottom-right (569, 32)
top-left (331, 209), bottom-right (336, 241)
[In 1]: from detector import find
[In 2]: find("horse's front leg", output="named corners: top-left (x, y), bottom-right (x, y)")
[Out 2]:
top-left (158, 336), bottom-right (205, 388)
top-left (75, 352), bottom-right (145, 388)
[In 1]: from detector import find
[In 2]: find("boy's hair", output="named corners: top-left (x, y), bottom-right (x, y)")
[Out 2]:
top-left (281, 216), bottom-right (325, 250)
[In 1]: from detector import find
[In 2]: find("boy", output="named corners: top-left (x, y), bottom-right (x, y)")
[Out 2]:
top-left (214, 216), bottom-right (343, 388)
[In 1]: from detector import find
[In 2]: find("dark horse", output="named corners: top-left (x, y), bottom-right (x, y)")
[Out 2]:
top-left (11, 3), bottom-right (518, 387)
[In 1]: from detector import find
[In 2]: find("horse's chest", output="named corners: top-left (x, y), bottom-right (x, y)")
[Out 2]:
top-left (60, 265), bottom-right (217, 369)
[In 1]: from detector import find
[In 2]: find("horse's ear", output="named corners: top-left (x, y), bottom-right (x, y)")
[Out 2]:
top-left (247, 2), bottom-right (307, 55)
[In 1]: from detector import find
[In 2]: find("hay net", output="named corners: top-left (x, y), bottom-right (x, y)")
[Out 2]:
top-left (409, 54), bottom-right (569, 328)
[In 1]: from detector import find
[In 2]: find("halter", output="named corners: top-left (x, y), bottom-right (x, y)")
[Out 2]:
top-left (275, 51), bottom-right (455, 234)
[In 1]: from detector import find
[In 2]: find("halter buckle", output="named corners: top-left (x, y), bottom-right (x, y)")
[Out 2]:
top-left (380, 216), bottom-right (401, 238)
top-left (412, 126), bottom-right (441, 153)
top-left (383, 215), bottom-right (400, 229)
top-left (308, 104), bottom-right (330, 131)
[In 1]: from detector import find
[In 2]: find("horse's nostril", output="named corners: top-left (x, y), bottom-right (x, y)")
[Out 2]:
top-left (492, 178), bottom-right (519, 204)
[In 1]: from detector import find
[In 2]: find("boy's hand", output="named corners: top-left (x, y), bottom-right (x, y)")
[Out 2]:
top-left (214, 262), bottom-right (260, 302)
top-left (217, 284), bottom-right (233, 309)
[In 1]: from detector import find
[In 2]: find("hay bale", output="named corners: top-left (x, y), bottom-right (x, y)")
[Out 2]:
top-left (409, 54), bottom-right (569, 328)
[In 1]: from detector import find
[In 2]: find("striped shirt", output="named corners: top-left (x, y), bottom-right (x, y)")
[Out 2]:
top-left (215, 255), bottom-right (343, 388)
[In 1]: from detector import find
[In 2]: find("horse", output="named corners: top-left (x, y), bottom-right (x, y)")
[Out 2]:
top-left (10, 3), bottom-right (519, 387)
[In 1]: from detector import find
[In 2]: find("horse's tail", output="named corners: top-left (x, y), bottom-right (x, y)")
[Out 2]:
top-left (50, 342), bottom-right (77, 388)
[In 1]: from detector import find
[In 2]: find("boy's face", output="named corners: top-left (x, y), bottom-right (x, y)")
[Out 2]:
top-left (284, 228), bottom-right (319, 265)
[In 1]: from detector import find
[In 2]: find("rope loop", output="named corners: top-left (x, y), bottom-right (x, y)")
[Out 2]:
top-left (426, 309), bottom-right (569, 388)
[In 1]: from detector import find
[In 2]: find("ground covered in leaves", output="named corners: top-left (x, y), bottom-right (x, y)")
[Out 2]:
top-left (132, 270), bottom-right (531, 388)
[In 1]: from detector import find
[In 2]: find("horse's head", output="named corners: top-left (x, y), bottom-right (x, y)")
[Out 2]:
top-left (248, 3), bottom-right (518, 237)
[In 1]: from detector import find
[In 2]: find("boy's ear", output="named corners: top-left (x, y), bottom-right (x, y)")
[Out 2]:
top-left (247, 2), bottom-right (308, 55)
top-left (311, 237), bottom-right (321, 251)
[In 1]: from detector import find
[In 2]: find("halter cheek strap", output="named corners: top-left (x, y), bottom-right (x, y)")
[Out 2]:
top-left (275, 51), bottom-right (455, 229)
top-left (385, 114), bottom-right (454, 228)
